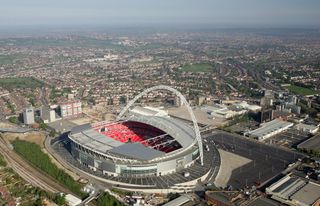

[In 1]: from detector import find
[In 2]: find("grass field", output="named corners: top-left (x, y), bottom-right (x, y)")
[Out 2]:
top-left (180, 63), bottom-right (214, 72)
top-left (0, 77), bottom-right (44, 89)
top-left (284, 84), bottom-right (319, 96)
top-left (0, 55), bottom-right (17, 65)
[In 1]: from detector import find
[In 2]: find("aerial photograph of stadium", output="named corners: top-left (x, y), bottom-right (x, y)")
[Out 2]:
top-left (55, 86), bottom-right (219, 193)
top-left (0, 0), bottom-right (320, 206)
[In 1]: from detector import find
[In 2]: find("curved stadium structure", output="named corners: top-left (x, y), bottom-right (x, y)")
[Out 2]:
top-left (55, 86), bottom-right (220, 192)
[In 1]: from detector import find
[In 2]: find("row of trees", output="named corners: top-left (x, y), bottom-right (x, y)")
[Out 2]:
top-left (12, 139), bottom-right (86, 198)
top-left (0, 153), bottom-right (7, 167)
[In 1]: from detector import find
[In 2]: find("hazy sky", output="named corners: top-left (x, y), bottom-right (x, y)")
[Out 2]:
top-left (0, 0), bottom-right (319, 27)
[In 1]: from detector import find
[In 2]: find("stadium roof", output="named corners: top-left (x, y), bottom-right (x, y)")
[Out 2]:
top-left (129, 115), bottom-right (195, 148)
top-left (70, 124), bottom-right (123, 153)
top-left (109, 142), bottom-right (165, 161)
top-left (69, 115), bottom-right (195, 157)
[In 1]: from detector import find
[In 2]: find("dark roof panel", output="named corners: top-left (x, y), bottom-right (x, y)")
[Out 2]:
top-left (109, 142), bottom-right (165, 160)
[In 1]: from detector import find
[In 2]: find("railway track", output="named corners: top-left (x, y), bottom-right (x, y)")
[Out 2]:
top-left (0, 137), bottom-right (69, 194)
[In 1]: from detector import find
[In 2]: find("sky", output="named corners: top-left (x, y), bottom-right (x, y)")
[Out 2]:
top-left (0, 0), bottom-right (319, 28)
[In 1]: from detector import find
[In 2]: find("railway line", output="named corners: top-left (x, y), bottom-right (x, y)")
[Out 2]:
top-left (0, 136), bottom-right (69, 194)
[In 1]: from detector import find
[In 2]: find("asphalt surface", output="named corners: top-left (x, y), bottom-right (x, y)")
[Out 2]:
top-left (205, 131), bottom-right (304, 189)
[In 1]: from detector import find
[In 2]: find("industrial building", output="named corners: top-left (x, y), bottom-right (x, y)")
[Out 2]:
top-left (297, 134), bottom-right (320, 151)
top-left (65, 194), bottom-right (82, 206)
top-left (266, 174), bottom-right (320, 206)
top-left (294, 123), bottom-right (319, 134)
top-left (245, 119), bottom-right (293, 141)
top-left (205, 191), bottom-right (236, 206)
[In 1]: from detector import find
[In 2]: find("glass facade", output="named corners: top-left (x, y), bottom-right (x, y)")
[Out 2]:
top-left (120, 165), bottom-right (157, 177)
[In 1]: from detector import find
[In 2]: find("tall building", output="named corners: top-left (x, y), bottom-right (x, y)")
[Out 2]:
top-left (263, 89), bottom-right (273, 98)
top-left (60, 100), bottom-right (82, 119)
top-left (41, 106), bottom-right (58, 123)
top-left (260, 96), bottom-right (273, 108)
top-left (260, 108), bottom-right (274, 123)
top-left (196, 96), bottom-right (205, 106)
top-left (288, 95), bottom-right (298, 105)
top-left (23, 106), bottom-right (35, 125)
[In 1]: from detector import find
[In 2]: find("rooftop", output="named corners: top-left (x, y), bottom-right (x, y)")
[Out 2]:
top-left (291, 181), bottom-right (320, 206)
top-left (69, 115), bottom-right (195, 160)
top-left (297, 134), bottom-right (320, 150)
top-left (109, 142), bottom-right (165, 161)
top-left (162, 195), bottom-right (192, 206)
top-left (246, 197), bottom-right (280, 206)
top-left (247, 119), bottom-right (293, 138)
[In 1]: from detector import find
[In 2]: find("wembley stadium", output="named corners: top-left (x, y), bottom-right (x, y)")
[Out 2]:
top-left (53, 85), bottom-right (220, 193)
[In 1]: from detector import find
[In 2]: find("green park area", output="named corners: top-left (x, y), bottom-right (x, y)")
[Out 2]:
top-left (285, 84), bottom-right (319, 96)
top-left (180, 63), bottom-right (214, 72)
top-left (0, 77), bottom-right (44, 90)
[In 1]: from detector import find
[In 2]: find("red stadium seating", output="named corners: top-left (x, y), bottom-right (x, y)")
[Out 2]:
top-left (93, 121), bottom-right (180, 153)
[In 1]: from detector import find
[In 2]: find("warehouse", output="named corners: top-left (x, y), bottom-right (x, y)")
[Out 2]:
top-left (245, 119), bottom-right (293, 141)
top-left (266, 174), bottom-right (320, 206)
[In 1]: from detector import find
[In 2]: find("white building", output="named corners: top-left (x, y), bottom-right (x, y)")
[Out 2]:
top-left (202, 104), bottom-right (247, 119)
top-left (232, 101), bottom-right (262, 112)
top-left (65, 194), bottom-right (82, 206)
top-left (294, 123), bottom-right (319, 134)
top-left (23, 106), bottom-right (35, 125)
top-left (246, 119), bottom-right (293, 141)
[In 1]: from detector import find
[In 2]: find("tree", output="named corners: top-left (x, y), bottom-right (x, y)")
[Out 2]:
top-left (8, 116), bottom-right (18, 124)
top-left (53, 194), bottom-right (66, 206)
top-left (49, 129), bottom-right (57, 137)
top-left (12, 140), bottom-right (85, 197)
top-left (96, 192), bottom-right (124, 206)
top-left (119, 96), bottom-right (127, 105)
top-left (34, 198), bottom-right (42, 206)
top-left (39, 122), bottom-right (48, 130)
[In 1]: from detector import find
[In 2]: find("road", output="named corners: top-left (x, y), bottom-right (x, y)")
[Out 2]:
top-left (0, 136), bottom-right (70, 194)
top-left (40, 87), bottom-right (49, 107)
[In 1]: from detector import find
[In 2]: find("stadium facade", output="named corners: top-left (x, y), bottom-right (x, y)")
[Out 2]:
top-left (69, 115), bottom-right (200, 177)
top-left (61, 85), bottom-right (220, 192)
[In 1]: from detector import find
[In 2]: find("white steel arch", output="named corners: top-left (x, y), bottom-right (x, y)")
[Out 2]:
top-left (117, 85), bottom-right (204, 165)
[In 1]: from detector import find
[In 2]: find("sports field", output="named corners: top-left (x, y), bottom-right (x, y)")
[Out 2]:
top-left (285, 84), bottom-right (319, 96)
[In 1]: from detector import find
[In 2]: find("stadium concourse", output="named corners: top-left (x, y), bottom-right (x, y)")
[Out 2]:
top-left (51, 85), bottom-right (221, 193)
